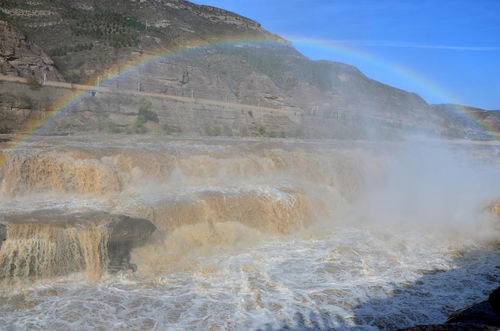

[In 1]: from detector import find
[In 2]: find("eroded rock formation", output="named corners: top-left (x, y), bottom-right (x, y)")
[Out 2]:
top-left (0, 20), bottom-right (63, 82)
top-left (0, 210), bottom-right (156, 281)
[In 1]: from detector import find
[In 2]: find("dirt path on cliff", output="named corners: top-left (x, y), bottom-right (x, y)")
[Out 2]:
top-left (0, 74), bottom-right (288, 114)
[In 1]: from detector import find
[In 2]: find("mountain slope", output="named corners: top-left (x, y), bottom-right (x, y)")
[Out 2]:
top-left (0, 0), bottom-right (281, 82)
top-left (0, 0), bottom-right (496, 139)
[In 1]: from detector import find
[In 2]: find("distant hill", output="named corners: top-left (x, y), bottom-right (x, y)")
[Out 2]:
top-left (431, 104), bottom-right (500, 139)
top-left (0, 0), bottom-right (497, 139)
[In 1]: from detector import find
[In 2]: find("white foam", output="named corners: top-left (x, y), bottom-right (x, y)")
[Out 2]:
top-left (0, 226), bottom-right (497, 330)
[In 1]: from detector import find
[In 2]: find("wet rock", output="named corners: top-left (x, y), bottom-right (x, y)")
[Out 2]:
top-left (445, 289), bottom-right (500, 327)
top-left (0, 210), bottom-right (156, 280)
top-left (490, 287), bottom-right (500, 315)
top-left (0, 223), bottom-right (6, 247)
top-left (402, 287), bottom-right (500, 330)
top-left (402, 324), bottom-right (497, 330)
top-left (105, 214), bottom-right (156, 273)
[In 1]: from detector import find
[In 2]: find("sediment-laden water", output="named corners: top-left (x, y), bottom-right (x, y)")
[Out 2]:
top-left (0, 136), bottom-right (498, 329)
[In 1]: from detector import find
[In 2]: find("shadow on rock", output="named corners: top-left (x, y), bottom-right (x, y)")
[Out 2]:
top-left (350, 248), bottom-right (499, 330)
top-left (261, 248), bottom-right (498, 330)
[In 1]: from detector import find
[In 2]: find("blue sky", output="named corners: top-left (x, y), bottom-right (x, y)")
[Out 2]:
top-left (192, 0), bottom-right (500, 109)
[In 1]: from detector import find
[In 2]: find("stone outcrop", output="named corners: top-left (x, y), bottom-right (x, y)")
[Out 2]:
top-left (0, 210), bottom-right (156, 280)
top-left (105, 214), bottom-right (158, 272)
top-left (444, 288), bottom-right (500, 327)
top-left (0, 20), bottom-right (64, 82)
top-left (0, 223), bottom-right (6, 245)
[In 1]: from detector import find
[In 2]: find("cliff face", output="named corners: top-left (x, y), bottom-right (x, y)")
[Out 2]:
top-left (0, 0), bottom-right (494, 138)
top-left (0, 20), bottom-right (63, 82)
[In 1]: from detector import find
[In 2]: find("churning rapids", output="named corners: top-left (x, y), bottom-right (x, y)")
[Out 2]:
top-left (0, 135), bottom-right (498, 330)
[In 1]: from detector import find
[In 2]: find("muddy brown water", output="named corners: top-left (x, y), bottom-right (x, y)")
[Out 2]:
top-left (0, 135), bottom-right (498, 329)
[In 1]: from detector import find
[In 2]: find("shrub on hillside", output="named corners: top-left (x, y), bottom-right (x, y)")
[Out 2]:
top-left (26, 77), bottom-right (41, 90)
top-left (162, 124), bottom-right (182, 135)
top-left (0, 126), bottom-right (12, 134)
top-left (136, 99), bottom-right (158, 125)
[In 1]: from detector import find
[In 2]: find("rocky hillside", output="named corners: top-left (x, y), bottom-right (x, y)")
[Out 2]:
top-left (0, 0), bottom-right (496, 138)
top-left (0, 20), bottom-right (63, 81)
top-left (0, 0), bottom-right (281, 83)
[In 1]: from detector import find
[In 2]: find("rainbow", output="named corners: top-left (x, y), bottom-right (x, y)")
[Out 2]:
top-left (20, 36), bottom-right (289, 137)
top-left (0, 34), bottom-right (497, 166)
